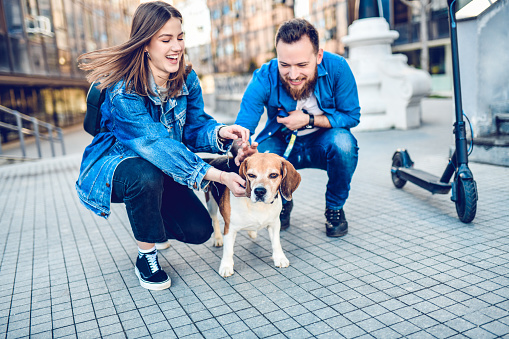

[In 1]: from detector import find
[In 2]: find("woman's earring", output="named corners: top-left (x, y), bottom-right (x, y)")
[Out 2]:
top-left (145, 51), bottom-right (151, 60)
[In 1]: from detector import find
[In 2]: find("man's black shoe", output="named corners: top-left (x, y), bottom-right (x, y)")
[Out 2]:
top-left (280, 200), bottom-right (294, 231)
top-left (325, 208), bottom-right (348, 237)
top-left (135, 249), bottom-right (171, 290)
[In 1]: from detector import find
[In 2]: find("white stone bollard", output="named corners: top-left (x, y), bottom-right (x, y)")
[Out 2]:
top-left (342, 18), bottom-right (432, 131)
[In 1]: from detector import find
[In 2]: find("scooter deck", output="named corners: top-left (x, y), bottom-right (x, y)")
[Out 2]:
top-left (397, 167), bottom-right (452, 194)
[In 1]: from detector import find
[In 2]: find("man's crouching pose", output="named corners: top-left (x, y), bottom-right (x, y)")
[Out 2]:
top-left (234, 18), bottom-right (360, 237)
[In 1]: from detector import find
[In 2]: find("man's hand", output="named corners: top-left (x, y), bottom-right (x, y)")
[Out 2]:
top-left (234, 141), bottom-right (258, 166)
top-left (219, 125), bottom-right (250, 144)
top-left (276, 110), bottom-right (309, 131)
top-left (222, 172), bottom-right (247, 197)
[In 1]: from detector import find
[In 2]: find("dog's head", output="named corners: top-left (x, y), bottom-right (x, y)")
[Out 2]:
top-left (239, 153), bottom-right (301, 204)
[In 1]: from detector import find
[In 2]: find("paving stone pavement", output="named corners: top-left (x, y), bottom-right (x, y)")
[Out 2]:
top-left (0, 98), bottom-right (508, 338)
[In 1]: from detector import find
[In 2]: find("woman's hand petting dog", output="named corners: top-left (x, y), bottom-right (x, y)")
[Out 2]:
top-left (222, 172), bottom-right (246, 197)
top-left (218, 125), bottom-right (250, 144)
top-left (218, 124), bottom-right (257, 166)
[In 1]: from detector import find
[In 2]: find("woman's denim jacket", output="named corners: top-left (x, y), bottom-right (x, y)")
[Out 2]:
top-left (76, 70), bottom-right (230, 218)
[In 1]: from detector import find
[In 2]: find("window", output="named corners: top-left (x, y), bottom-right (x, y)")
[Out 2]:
top-left (10, 37), bottom-right (31, 74)
top-left (225, 43), bottom-right (233, 55)
top-left (224, 25), bottom-right (232, 36)
top-left (429, 46), bottom-right (445, 74)
top-left (236, 41), bottom-right (245, 52)
top-left (0, 35), bottom-right (10, 71)
top-left (393, 0), bottom-right (410, 24)
top-left (234, 0), bottom-right (242, 11)
top-left (222, 4), bottom-right (230, 15)
top-left (44, 38), bottom-right (60, 75)
top-left (51, 0), bottom-right (73, 76)
top-left (29, 43), bottom-right (46, 75)
top-left (216, 44), bottom-right (223, 57)
top-left (234, 21), bottom-right (242, 32)
top-left (4, 0), bottom-right (24, 34)
top-left (83, 10), bottom-right (97, 52)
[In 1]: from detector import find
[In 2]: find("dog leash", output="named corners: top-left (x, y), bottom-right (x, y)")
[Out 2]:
top-left (279, 108), bottom-right (310, 160)
top-left (277, 75), bottom-right (309, 160)
top-left (282, 130), bottom-right (298, 159)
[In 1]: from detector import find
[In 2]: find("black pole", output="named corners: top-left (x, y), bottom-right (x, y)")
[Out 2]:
top-left (448, 0), bottom-right (469, 167)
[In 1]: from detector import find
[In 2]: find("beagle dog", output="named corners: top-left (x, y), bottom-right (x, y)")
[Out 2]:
top-left (205, 153), bottom-right (301, 277)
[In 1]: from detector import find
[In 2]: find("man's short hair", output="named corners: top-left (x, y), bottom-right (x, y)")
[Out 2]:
top-left (275, 19), bottom-right (319, 54)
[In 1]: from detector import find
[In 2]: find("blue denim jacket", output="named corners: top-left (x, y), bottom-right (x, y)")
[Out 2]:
top-left (235, 51), bottom-right (360, 143)
top-left (76, 70), bottom-right (230, 218)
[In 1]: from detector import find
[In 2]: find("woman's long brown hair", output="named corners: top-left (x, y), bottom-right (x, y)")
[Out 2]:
top-left (78, 1), bottom-right (190, 98)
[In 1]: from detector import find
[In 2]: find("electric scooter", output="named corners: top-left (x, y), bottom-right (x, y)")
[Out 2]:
top-left (390, 0), bottom-right (478, 223)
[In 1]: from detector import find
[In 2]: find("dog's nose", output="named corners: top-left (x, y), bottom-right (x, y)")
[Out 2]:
top-left (254, 187), bottom-right (266, 198)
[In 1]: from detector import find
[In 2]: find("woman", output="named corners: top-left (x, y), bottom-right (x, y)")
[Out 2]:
top-left (75, 1), bottom-right (249, 290)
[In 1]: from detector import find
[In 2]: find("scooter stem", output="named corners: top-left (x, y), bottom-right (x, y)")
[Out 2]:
top-left (448, 0), bottom-right (469, 167)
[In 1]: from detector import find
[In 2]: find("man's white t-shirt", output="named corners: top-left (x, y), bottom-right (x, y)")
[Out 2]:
top-left (296, 92), bottom-right (323, 136)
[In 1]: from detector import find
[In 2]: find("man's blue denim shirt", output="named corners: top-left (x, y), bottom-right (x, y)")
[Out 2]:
top-left (76, 70), bottom-right (230, 218)
top-left (235, 51), bottom-right (361, 143)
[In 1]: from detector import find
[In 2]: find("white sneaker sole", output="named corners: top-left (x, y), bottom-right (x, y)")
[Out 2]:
top-left (155, 241), bottom-right (171, 250)
top-left (135, 267), bottom-right (172, 290)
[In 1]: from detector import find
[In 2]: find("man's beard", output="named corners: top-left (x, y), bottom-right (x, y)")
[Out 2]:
top-left (280, 67), bottom-right (318, 101)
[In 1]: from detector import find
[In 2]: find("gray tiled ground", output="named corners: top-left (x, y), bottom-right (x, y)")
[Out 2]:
top-left (1, 98), bottom-right (508, 338)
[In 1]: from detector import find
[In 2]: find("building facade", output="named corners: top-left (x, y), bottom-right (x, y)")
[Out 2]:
top-left (0, 0), bottom-right (138, 142)
top-left (205, 0), bottom-right (468, 94)
top-left (305, 0), bottom-right (349, 55)
top-left (174, 0), bottom-right (215, 76)
top-left (390, 0), bottom-right (453, 93)
top-left (207, 0), bottom-right (294, 73)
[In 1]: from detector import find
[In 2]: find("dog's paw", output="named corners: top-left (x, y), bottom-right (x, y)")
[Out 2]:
top-left (213, 236), bottom-right (223, 247)
top-left (247, 231), bottom-right (257, 239)
top-left (273, 255), bottom-right (290, 268)
top-left (218, 262), bottom-right (234, 277)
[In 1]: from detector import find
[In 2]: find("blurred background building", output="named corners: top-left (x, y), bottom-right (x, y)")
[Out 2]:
top-left (203, 0), bottom-right (472, 92)
top-left (206, 0), bottom-right (294, 74)
top-left (0, 0), bottom-right (138, 143)
top-left (174, 0), bottom-right (214, 76)
top-left (1, 0), bottom-right (478, 142)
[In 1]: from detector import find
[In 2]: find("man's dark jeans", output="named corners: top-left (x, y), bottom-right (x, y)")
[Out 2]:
top-left (111, 158), bottom-right (213, 245)
top-left (258, 127), bottom-right (359, 210)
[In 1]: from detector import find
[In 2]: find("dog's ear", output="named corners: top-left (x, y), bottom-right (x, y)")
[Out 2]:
top-left (280, 159), bottom-right (301, 201)
top-left (238, 158), bottom-right (251, 198)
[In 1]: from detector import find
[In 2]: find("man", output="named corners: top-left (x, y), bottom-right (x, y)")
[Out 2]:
top-left (234, 18), bottom-right (360, 237)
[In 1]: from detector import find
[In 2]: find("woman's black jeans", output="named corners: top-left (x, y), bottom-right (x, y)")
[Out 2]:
top-left (111, 158), bottom-right (213, 245)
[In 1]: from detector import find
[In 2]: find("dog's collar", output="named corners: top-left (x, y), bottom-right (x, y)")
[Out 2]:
top-left (271, 192), bottom-right (279, 204)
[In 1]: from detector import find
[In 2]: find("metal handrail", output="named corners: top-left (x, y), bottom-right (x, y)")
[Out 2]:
top-left (0, 104), bottom-right (66, 159)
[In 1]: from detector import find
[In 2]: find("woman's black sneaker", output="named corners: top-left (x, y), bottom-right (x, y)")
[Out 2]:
top-left (280, 200), bottom-right (294, 230)
top-left (325, 208), bottom-right (348, 237)
top-left (135, 249), bottom-right (171, 290)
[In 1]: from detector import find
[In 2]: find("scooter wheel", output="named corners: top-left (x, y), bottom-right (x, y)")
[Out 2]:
top-left (391, 152), bottom-right (407, 188)
top-left (455, 177), bottom-right (478, 223)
